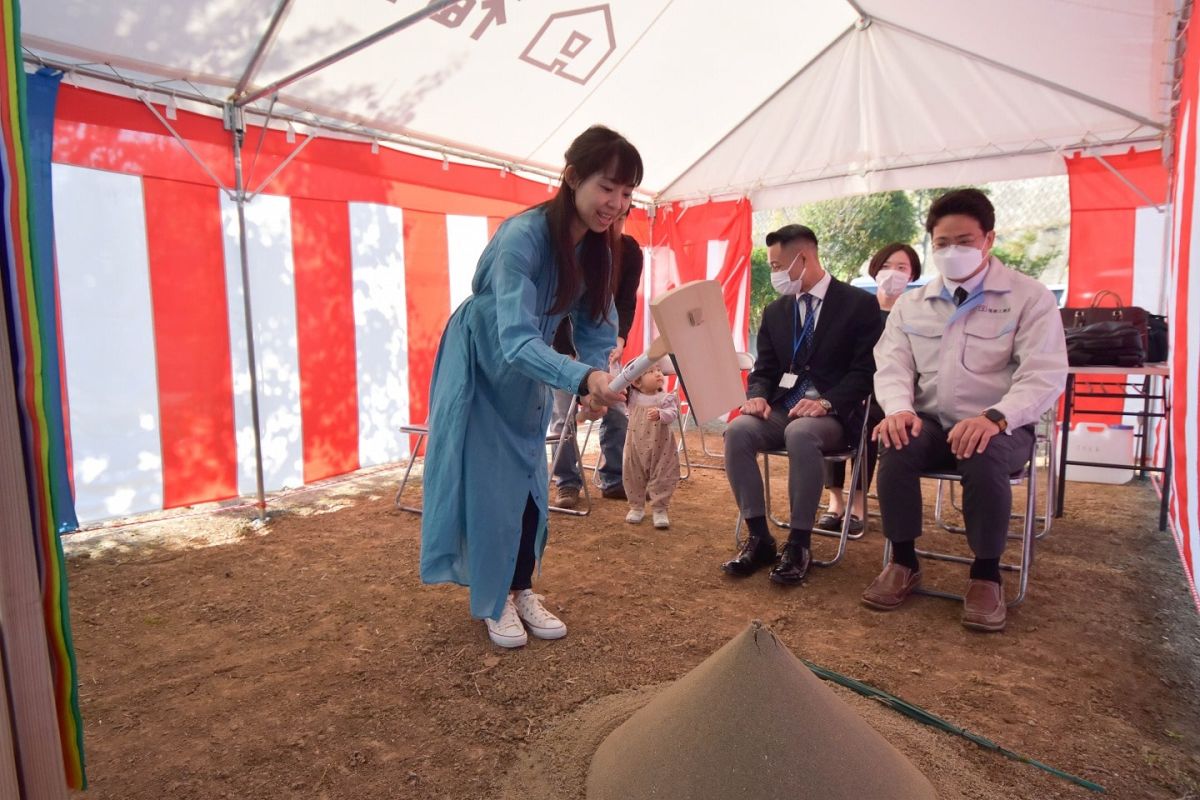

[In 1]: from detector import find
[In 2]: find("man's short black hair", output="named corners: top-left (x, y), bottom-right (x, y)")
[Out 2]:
top-left (765, 224), bottom-right (818, 248)
top-left (925, 189), bottom-right (995, 234)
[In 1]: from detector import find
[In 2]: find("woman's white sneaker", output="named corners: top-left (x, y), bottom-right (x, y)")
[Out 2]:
top-left (625, 507), bottom-right (645, 524)
top-left (653, 509), bottom-right (670, 529)
top-left (513, 589), bottom-right (567, 639)
top-left (484, 597), bottom-right (528, 648)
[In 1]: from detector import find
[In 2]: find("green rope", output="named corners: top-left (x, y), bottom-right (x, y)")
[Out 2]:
top-left (802, 659), bottom-right (1106, 794)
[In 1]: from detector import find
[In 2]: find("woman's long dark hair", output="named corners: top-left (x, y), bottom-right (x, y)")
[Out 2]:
top-left (542, 125), bottom-right (643, 320)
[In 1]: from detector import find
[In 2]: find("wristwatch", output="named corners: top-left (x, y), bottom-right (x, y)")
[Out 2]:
top-left (816, 398), bottom-right (833, 412)
top-left (982, 408), bottom-right (1007, 432)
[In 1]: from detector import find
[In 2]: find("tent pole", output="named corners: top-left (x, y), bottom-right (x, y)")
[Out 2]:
top-left (233, 0), bottom-right (297, 98)
top-left (234, 0), bottom-right (461, 107)
top-left (227, 104), bottom-right (268, 523)
top-left (1091, 152), bottom-right (1166, 211)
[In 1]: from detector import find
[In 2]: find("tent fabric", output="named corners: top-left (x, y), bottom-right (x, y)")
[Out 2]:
top-left (1167, 9), bottom-right (1200, 613)
top-left (46, 85), bottom-right (750, 524)
top-left (1064, 150), bottom-right (1170, 424)
top-left (20, 0), bottom-right (1176, 208)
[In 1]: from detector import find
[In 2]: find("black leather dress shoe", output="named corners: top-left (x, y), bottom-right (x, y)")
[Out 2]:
top-left (769, 542), bottom-right (811, 585)
top-left (721, 534), bottom-right (778, 576)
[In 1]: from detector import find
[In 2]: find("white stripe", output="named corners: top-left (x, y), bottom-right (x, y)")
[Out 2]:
top-left (1132, 205), bottom-right (1168, 314)
top-left (220, 193), bottom-right (304, 496)
top-left (52, 166), bottom-right (162, 522)
top-left (1169, 105), bottom-right (1189, 553)
top-left (446, 215), bottom-right (489, 313)
top-left (349, 203), bottom-right (410, 466)
top-left (1124, 206), bottom-right (1169, 442)
top-left (1183, 109), bottom-right (1200, 579)
top-left (732, 257), bottom-right (749, 352)
top-left (706, 239), bottom-right (729, 281)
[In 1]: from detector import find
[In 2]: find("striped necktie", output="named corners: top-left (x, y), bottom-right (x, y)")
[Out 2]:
top-left (783, 293), bottom-right (816, 410)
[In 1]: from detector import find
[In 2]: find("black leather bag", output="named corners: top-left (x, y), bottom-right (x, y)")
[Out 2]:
top-left (1060, 290), bottom-right (1149, 366)
top-left (1148, 314), bottom-right (1169, 363)
top-left (1064, 320), bottom-right (1146, 367)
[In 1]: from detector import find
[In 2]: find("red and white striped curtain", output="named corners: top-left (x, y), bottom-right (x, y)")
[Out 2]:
top-left (1167, 14), bottom-right (1200, 611)
top-left (49, 86), bottom-right (751, 524)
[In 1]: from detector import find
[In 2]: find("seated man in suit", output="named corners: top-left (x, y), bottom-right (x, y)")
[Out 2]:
top-left (721, 225), bottom-right (883, 584)
top-left (862, 188), bottom-right (1067, 632)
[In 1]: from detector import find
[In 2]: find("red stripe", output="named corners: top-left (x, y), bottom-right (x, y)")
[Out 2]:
top-left (403, 211), bottom-right (452, 451)
top-left (142, 178), bottom-right (238, 507)
top-left (291, 198), bottom-right (360, 482)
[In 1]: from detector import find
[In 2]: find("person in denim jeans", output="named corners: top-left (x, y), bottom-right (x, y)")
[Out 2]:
top-left (550, 219), bottom-right (644, 507)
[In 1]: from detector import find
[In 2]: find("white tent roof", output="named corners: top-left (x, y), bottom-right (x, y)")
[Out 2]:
top-left (22, 0), bottom-right (1178, 207)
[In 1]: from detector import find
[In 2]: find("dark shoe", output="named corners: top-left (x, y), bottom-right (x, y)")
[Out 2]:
top-left (861, 562), bottom-right (921, 610)
top-left (601, 484), bottom-right (627, 501)
top-left (553, 485), bottom-right (580, 509)
top-left (815, 512), bottom-right (842, 530)
top-left (962, 579), bottom-right (1006, 632)
top-left (769, 542), bottom-right (811, 585)
top-left (815, 513), bottom-right (865, 535)
top-left (721, 533), bottom-right (777, 577)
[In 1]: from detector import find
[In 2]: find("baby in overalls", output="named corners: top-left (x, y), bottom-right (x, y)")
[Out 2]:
top-left (622, 366), bottom-right (681, 529)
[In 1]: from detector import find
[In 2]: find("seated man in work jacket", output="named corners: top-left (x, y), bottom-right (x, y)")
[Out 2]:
top-left (863, 188), bottom-right (1067, 633)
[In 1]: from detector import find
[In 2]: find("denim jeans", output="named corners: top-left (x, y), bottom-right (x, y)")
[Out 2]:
top-left (548, 388), bottom-right (627, 490)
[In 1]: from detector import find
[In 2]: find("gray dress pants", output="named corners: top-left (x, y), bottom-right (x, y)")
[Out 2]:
top-left (724, 404), bottom-right (845, 530)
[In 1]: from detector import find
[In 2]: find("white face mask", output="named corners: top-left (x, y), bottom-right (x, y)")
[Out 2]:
top-left (931, 245), bottom-right (985, 281)
top-left (770, 251), bottom-right (808, 295)
top-left (875, 268), bottom-right (909, 296)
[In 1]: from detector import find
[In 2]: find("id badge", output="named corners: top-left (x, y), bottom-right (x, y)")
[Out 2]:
top-left (779, 372), bottom-right (798, 389)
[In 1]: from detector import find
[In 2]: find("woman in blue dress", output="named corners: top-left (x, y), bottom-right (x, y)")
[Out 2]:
top-left (419, 126), bottom-right (642, 648)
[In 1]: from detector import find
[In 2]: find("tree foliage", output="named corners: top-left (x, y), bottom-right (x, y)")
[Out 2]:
top-left (796, 191), bottom-right (920, 280)
top-left (749, 246), bottom-right (773, 332)
top-left (991, 229), bottom-right (1060, 279)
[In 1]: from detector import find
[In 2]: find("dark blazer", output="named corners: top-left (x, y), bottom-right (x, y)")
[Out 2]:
top-left (748, 276), bottom-right (883, 426)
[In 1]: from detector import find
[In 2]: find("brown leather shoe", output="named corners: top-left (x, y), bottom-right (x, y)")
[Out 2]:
top-left (962, 579), bottom-right (1006, 632)
top-left (861, 562), bottom-right (921, 610)
top-left (553, 485), bottom-right (580, 509)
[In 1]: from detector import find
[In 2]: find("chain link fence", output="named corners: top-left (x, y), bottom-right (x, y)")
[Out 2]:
top-left (753, 175), bottom-right (1071, 286)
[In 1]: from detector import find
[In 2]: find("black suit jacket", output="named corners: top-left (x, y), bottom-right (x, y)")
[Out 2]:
top-left (748, 277), bottom-right (883, 428)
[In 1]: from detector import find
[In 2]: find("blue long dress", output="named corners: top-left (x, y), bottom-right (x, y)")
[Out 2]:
top-left (418, 207), bottom-right (616, 620)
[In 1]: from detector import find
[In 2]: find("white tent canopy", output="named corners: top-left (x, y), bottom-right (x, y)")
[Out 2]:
top-left (22, 0), bottom-right (1178, 208)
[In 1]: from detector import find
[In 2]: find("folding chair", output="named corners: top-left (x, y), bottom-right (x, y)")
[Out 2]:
top-left (935, 408), bottom-right (1056, 540)
top-left (547, 395), bottom-right (592, 516)
top-left (733, 397), bottom-right (872, 568)
top-left (393, 423), bottom-right (430, 513)
top-left (882, 430), bottom-right (1039, 607)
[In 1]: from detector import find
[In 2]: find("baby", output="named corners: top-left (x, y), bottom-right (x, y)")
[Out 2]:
top-left (622, 366), bottom-right (681, 529)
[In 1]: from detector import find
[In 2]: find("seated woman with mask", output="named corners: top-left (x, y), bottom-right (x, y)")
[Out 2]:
top-left (818, 243), bottom-right (922, 533)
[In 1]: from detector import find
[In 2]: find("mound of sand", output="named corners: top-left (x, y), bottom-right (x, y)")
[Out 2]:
top-left (586, 622), bottom-right (937, 800)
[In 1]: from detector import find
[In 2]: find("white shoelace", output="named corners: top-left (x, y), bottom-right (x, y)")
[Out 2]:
top-left (516, 592), bottom-right (557, 625)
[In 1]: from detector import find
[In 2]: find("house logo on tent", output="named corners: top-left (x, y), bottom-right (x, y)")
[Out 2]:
top-left (520, 5), bottom-right (615, 85)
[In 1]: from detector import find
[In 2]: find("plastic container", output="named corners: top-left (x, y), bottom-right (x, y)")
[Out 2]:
top-left (1058, 423), bottom-right (1135, 484)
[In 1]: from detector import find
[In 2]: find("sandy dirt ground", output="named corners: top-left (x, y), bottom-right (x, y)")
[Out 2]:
top-left (63, 433), bottom-right (1200, 799)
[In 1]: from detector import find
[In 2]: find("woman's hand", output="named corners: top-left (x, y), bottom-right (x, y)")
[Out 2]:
top-left (587, 369), bottom-right (625, 407)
